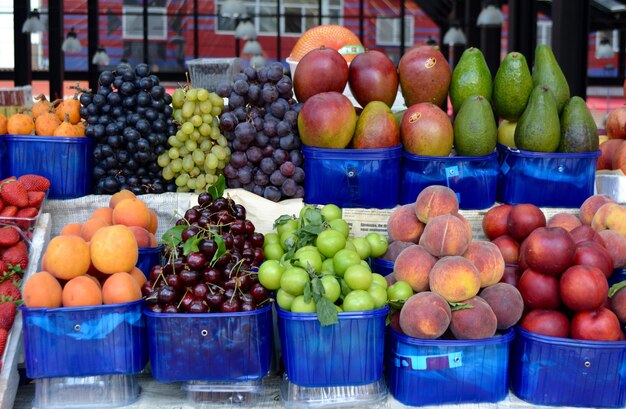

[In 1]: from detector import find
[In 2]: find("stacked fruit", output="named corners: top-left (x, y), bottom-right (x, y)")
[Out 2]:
top-left (21, 190), bottom-right (159, 309)
top-left (256, 204), bottom-right (389, 324)
top-left (598, 109), bottom-right (626, 174)
top-left (0, 175), bottom-right (49, 239)
top-left (216, 63), bottom-right (305, 201)
top-left (384, 185), bottom-right (524, 340)
top-left (483, 195), bottom-right (626, 341)
top-left (81, 63), bottom-right (175, 194)
top-left (143, 179), bottom-right (269, 313)
top-left (2, 92), bottom-right (86, 137)
top-left (157, 86), bottom-right (230, 193)
top-left (0, 237), bottom-right (26, 370)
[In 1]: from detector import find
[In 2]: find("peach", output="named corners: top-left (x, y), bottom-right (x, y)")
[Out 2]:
top-left (598, 230), bottom-right (626, 269)
top-left (462, 240), bottom-right (505, 287)
top-left (399, 291), bottom-right (451, 339)
top-left (387, 204), bottom-right (425, 243)
top-left (480, 283), bottom-right (524, 330)
top-left (597, 139), bottom-right (623, 170)
top-left (613, 141), bottom-right (626, 173)
top-left (449, 296), bottom-right (497, 339)
top-left (579, 194), bottom-right (616, 225)
top-left (393, 245), bottom-right (437, 292)
top-left (610, 286), bottom-right (626, 324)
top-left (128, 226), bottom-right (158, 248)
top-left (547, 212), bottom-right (582, 232)
top-left (491, 235), bottom-right (520, 265)
top-left (454, 213), bottom-right (473, 242)
top-left (414, 185), bottom-right (459, 224)
top-left (592, 203), bottom-right (626, 236)
top-left (382, 241), bottom-right (415, 261)
top-left (429, 256), bottom-right (481, 302)
top-left (419, 214), bottom-right (471, 257)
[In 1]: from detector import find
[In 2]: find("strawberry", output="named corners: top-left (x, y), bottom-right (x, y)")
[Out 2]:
top-left (1, 242), bottom-right (28, 270)
top-left (18, 175), bottom-right (50, 192)
top-left (27, 191), bottom-right (46, 208)
top-left (0, 177), bottom-right (16, 184)
top-left (0, 206), bottom-right (18, 217)
top-left (0, 328), bottom-right (7, 357)
top-left (0, 180), bottom-right (28, 208)
top-left (0, 280), bottom-right (20, 301)
top-left (16, 207), bottom-right (38, 219)
top-left (0, 227), bottom-right (20, 247)
top-left (0, 302), bottom-right (16, 330)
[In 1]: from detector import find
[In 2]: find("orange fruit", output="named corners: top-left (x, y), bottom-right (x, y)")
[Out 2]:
top-left (80, 217), bottom-right (110, 241)
top-left (289, 24), bottom-right (363, 63)
top-left (109, 189), bottom-right (136, 208)
top-left (90, 225), bottom-right (138, 274)
top-left (128, 266), bottom-right (147, 287)
top-left (44, 235), bottom-right (91, 280)
top-left (22, 271), bottom-right (63, 308)
top-left (112, 197), bottom-right (151, 229)
top-left (62, 275), bottom-right (103, 307)
top-left (147, 209), bottom-right (158, 234)
top-left (91, 207), bottom-right (114, 223)
top-left (60, 223), bottom-right (82, 236)
top-left (7, 113), bottom-right (34, 135)
top-left (102, 272), bottom-right (142, 304)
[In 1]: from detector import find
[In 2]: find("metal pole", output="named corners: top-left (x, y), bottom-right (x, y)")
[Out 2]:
top-left (143, 0), bottom-right (149, 65)
top-left (87, 0), bottom-right (99, 92)
top-left (14, 0), bottom-right (32, 86)
top-left (49, 0), bottom-right (64, 99)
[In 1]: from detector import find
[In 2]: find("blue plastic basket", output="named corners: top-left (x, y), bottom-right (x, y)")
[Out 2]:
top-left (20, 299), bottom-right (147, 379)
top-left (386, 327), bottom-right (514, 406)
top-left (371, 258), bottom-right (394, 277)
top-left (145, 304), bottom-right (273, 383)
top-left (4, 135), bottom-right (93, 199)
top-left (510, 326), bottom-right (626, 408)
top-left (136, 245), bottom-right (162, 279)
top-left (0, 136), bottom-right (7, 179)
top-left (496, 144), bottom-right (600, 208)
top-left (277, 305), bottom-right (388, 387)
top-left (302, 145), bottom-right (401, 209)
top-left (400, 151), bottom-right (498, 209)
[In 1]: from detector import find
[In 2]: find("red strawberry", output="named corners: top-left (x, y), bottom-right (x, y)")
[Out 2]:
top-left (0, 328), bottom-right (7, 357)
top-left (0, 302), bottom-right (16, 330)
top-left (0, 206), bottom-right (18, 217)
top-left (27, 191), bottom-right (45, 208)
top-left (0, 177), bottom-right (16, 184)
top-left (0, 280), bottom-right (20, 301)
top-left (1, 242), bottom-right (28, 270)
top-left (0, 227), bottom-right (20, 247)
top-left (0, 200), bottom-right (4, 213)
top-left (0, 181), bottom-right (28, 207)
top-left (16, 207), bottom-right (38, 219)
top-left (18, 175), bottom-right (50, 192)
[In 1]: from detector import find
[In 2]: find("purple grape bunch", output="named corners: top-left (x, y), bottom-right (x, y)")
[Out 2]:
top-left (216, 62), bottom-right (305, 202)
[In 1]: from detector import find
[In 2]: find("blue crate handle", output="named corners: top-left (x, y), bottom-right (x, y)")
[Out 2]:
top-left (346, 163), bottom-right (360, 206)
top-left (445, 165), bottom-right (462, 203)
top-left (25, 310), bottom-right (144, 340)
top-left (393, 351), bottom-right (463, 371)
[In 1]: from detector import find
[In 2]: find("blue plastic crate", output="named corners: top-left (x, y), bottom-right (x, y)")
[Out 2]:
top-left (277, 305), bottom-right (388, 388)
top-left (145, 304), bottom-right (273, 383)
top-left (386, 327), bottom-right (513, 406)
top-left (496, 144), bottom-right (600, 208)
top-left (302, 145), bottom-right (401, 209)
top-left (609, 268), bottom-right (626, 286)
top-left (371, 258), bottom-right (394, 277)
top-left (136, 245), bottom-right (162, 279)
top-left (400, 151), bottom-right (498, 209)
top-left (0, 136), bottom-right (7, 179)
top-left (510, 326), bottom-right (626, 408)
top-left (5, 135), bottom-right (93, 199)
top-left (20, 299), bottom-right (147, 379)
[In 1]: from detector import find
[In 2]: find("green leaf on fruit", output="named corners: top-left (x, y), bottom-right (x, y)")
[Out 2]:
top-left (301, 224), bottom-right (324, 236)
top-left (448, 301), bottom-right (474, 311)
top-left (210, 233), bottom-right (226, 266)
top-left (273, 214), bottom-right (294, 229)
top-left (317, 297), bottom-right (338, 326)
top-left (339, 278), bottom-right (351, 297)
top-left (311, 276), bottom-right (326, 299)
top-left (388, 299), bottom-right (406, 310)
top-left (206, 174), bottom-right (225, 200)
top-left (609, 280), bottom-right (626, 298)
top-left (161, 225), bottom-right (185, 248)
top-left (302, 208), bottom-right (323, 227)
top-left (182, 236), bottom-right (201, 256)
top-left (304, 282), bottom-right (312, 304)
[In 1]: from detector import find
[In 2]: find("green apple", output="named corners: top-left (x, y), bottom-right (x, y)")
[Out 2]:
top-left (351, 236), bottom-right (372, 259)
top-left (497, 119), bottom-right (517, 148)
top-left (342, 290), bottom-right (375, 312)
top-left (344, 264), bottom-right (373, 291)
top-left (316, 228), bottom-right (346, 258)
top-left (320, 275), bottom-right (341, 302)
top-left (366, 232), bottom-right (388, 258)
top-left (257, 260), bottom-right (285, 290)
top-left (320, 204), bottom-right (342, 222)
top-left (290, 295), bottom-right (317, 313)
top-left (276, 288), bottom-right (296, 310)
top-left (332, 249), bottom-right (361, 277)
top-left (329, 218), bottom-right (350, 238)
top-left (367, 283), bottom-right (388, 309)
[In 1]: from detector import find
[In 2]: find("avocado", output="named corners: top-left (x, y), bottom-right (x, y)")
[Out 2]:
top-left (449, 47), bottom-right (492, 114)
top-left (514, 84), bottom-right (561, 153)
top-left (558, 96), bottom-right (599, 153)
top-left (532, 44), bottom-right (570, 114)
top-left (493, 52), bottom-right (533, 121)
top-left (453, 94), bottom-right (497, 156)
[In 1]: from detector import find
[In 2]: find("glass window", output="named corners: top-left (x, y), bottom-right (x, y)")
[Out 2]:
top-left (122, 6), bottom-right (168, 40)
top-left (376, 16), bottom-right (413, 47)
top-left (0, 3), bottom-right (14, 70)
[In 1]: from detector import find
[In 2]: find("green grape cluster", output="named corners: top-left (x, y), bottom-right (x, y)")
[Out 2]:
top-left (158, 87), bottom-right (231, 193)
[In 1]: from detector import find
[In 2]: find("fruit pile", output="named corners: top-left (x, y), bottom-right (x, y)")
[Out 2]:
top-left (384, 185), bottom-right (524, 340)
top-left (0, 274), bottom-right (20, 370)
top-left (483, 194), bottom-right (626, 341)
top-left (2, 92), bottom-right (86, 137)
top-left (144, 181), bottom-right (269, 313)
top-left (81, 63), bottom-right (175, 194)
top-left (257, 204), bottom-right (389, 324)
top-left (217, 63), bottom-right (305, 202)
top-left (0, 175), bottom-right (49, 238)
top-left (22, 190), bottom-right (159, 309)
top-left (157, 86), bottom-right (231, 193)
top-left (597, 110), bottom-right (626, 173)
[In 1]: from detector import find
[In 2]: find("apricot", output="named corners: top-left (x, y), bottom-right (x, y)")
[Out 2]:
top-left (62, 275), bottom-right (103, 307)
top-left (429, 256), bottom-right (481, 302)
top-left (44, 235), bottom-right (91, 280)
top-left (79, 217), bottom-right (110, 242)
top-left (112, 197), bottom-right (151, 229)
top-left (102, 272), bottom-right (142, 304)
top-left (414, 185), bottom-right (459, 224)
top-left (91, 207), bottom-right (114, 223)
top-left (60, 223), bottom-right (82, 236)
top-left (128, 266), bottom-right (147, 287)
top-left (147, 209), bottom-right (158, 234)
top-left (90, 225), bottom-right (138, 275)
top-left (109, 189), bottom-right (136, 208)
top-left (22, 271), bottom-right (63, 308)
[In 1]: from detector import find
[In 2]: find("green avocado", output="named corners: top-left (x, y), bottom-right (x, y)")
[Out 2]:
top-left (449, 47), bottom-right (492, 114)
top-left (558, 96), bottom-right (599, 153)
top-left (493, 51), bottom-right (533, 122)
top-left (453, 94), bottom-right (497, 156)
top-left (514, 84), bottom-right (561, 153)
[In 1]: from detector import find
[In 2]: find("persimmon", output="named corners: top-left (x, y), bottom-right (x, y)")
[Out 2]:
top-left (32, 94), bottom-right (52, 119)
top-left (7, 113), bottom-right (34, 135)
top-left (35, 110), bottom-right (61, 136)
